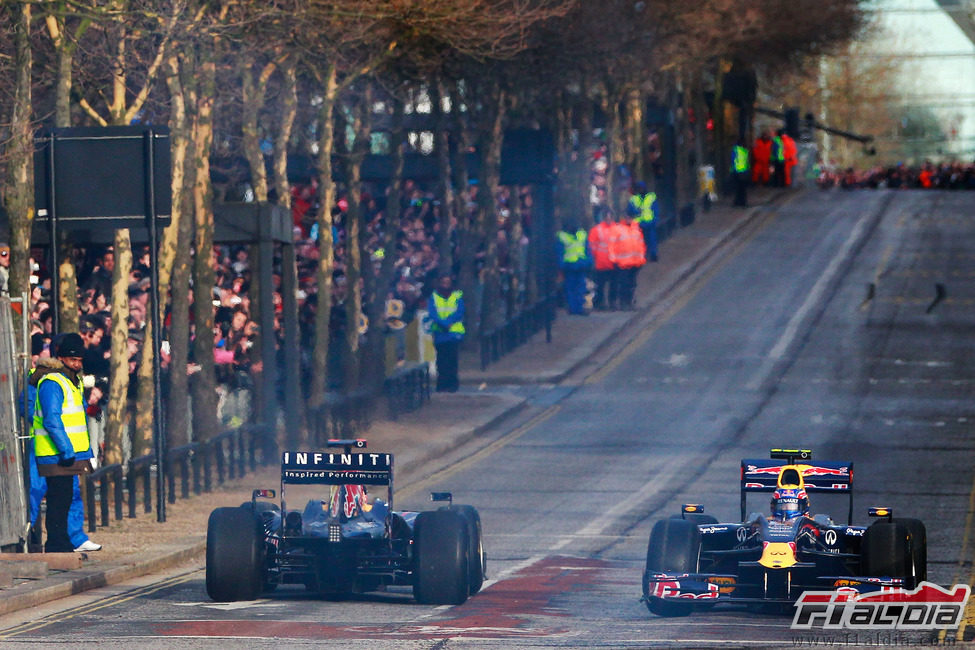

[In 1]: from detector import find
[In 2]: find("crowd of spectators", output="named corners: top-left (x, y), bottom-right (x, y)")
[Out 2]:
top-left (12, 174), bottom-right (536, 434)
top-left (817, 160), bottom-right (975, 190)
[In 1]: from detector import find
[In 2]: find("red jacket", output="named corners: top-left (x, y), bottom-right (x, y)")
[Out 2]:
top-left (589, 221), bottom-right (618, 271)
top-left (610, 221), bottom-right (646, 269)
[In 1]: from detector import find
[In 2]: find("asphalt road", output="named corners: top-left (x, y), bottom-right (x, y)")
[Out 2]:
top-left (2, 189), bottom-right (974, 649)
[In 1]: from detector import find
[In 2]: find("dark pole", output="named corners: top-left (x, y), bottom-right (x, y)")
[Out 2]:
top-left (46, 132), bottom-right (59, 333)
top-left (144, 129), bottom-right (167, 522)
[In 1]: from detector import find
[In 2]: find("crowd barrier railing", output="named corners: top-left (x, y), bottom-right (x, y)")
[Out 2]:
top-left (85, 423), bottom-right (275, 533)
top-left (384, 362), bottom-right (431, 420)
top-left (479, 292), bottom-right (557, 370)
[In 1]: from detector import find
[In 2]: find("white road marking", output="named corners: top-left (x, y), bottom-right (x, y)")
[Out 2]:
top-left (549, 453), bottom-right (696, 552)
top-left (747, 208), bottom-right (875, 390)
top-left (172, 600), bottom-right (285, 611)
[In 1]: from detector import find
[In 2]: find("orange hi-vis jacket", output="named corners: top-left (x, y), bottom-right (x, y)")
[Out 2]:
top-left (589, 221), bottom-right (618, 271)
top-left (610, 221), bottom-right (646, 269)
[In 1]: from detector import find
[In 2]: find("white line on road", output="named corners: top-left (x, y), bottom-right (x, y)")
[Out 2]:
top-left (747, 208), bottom-right (876, 390)
top-left (548, 453), bottom-right (697, 552)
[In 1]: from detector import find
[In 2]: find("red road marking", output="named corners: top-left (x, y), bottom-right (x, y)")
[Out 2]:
top-left (153, 555), bottom-right (613, 640)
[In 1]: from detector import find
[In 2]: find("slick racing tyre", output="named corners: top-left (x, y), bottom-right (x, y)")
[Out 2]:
top-left (862, 521), bottom-right (915, 587)
top-left (893, 518), bottom-right (927, 587)
top-left (441, 504), bottom-right (486, 595)
top-left (206, 507), bottom-right (265, 601)
top-left (413, 510), bottom-right (470, 605)
top-left (643, 518), bottom-right (702, 617)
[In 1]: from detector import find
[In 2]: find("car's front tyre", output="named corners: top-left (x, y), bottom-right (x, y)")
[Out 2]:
top-left (643, 518), bottom-right (702, 617)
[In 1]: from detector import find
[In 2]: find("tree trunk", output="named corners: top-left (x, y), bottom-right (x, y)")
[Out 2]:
top-left (451, 83), bottom-right (478, 341)
top-left (5, 1), bottom-right (35, 311)
top-left (102, 229), bottom-right (132, 466)
top-left (342, 89), bottom-right (371, 391)
top-left (362, 95), bottom-right (404, 392)
top-left (240, 56), bottom-right (270, 202)
top-left (309, 62), bottom-right (338, 409)
top-left (476, 83), bottom-right (506, 333)
top-left (273, 57), bottom-right (297, 209)
top-left (133, 314), bottom-right (154, 457)
top-left (161, 53), bottom-right (191, 448)
top-left (56, 233), bottom-right (79, 333)
top-left (48, 11), bottom-right (80, 332)
top-left (625, 86), bottom-right (644, 184)
top-left (190, 45), bottom-right (221, 442)
top-left (712, 58), bottom-right (729, 189)
top-left (431, 77), bottom-right (455, 274)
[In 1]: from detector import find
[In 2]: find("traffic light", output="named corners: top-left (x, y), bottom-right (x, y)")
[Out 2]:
top-left (784, 108), bottom-right (800, 140)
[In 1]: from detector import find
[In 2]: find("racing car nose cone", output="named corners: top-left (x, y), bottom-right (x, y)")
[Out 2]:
top-left (759, 542), bottom-right (797, 569)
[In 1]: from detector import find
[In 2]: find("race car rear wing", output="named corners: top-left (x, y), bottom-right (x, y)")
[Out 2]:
top-left (740, 457), bottom-right (854, 524)
top-left (281, 450), bottom-right (393, 486)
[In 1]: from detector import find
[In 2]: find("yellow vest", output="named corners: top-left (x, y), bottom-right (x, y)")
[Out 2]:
top-left (32, 372), bottom-right (90, 458)
top-left (431, 291), bottom-right (465, 335)
top-left (630, 193), bottom-right (656, 224)
top-left (557, 230), bottom-right (587, 264)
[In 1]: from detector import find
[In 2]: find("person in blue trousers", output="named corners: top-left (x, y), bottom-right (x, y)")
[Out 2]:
top-left (24, 350), bottom-right (101, 553)
top-left (556, 219), bottom-right (594, 315)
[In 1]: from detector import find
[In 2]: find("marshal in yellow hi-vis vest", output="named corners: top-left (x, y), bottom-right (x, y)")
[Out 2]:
top-left (32, 372), bottom-right (90, 459)
top-left (628, 193), bottom-right (657, 224)
top-left (557, 230), bottom-right (588, 264)
top-left (431, 291), bottom-right (465, 336)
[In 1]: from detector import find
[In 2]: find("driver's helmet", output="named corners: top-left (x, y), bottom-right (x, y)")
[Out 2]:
top-left (329, 484), bottom-right (368, 520)
top-left (770, 487), bottom-right (809, 520)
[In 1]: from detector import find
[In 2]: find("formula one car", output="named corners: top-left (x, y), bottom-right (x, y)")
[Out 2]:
top-left (642, 449), bottom-right (927, 616)
top-left (205, 439), bottom-right (486, 605)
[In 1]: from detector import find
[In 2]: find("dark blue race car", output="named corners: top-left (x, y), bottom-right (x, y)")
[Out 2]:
top-left (205, 439), bottom-right (486, 605)
top-left (642, 449), bottom-right (927, 616)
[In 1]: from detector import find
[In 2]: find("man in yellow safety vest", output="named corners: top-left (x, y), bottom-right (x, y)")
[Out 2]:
top-left (427, 275), bottom-right (465, 392)
top-left (31, 332), bottom-right (95, 553)
top-left (732, 139), bottom-right (750, 207)
top-left (628, 181), bottom-right (659, 262)
top-left (556, 219), bottom-right (593, 315)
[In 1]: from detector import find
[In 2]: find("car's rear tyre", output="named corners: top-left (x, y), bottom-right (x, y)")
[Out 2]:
top-left (643, 518), bottom-right (702, 617)
top-left (413, 510), bottom-right (470, 605)
top-left (442, 504), bottom-right (486, 595)
top-left (893, 518), bottom-right (927, 587)
top-left (206, 507), bottom-right (264, 601)
top-left (863, 521), bottom-right (916, 587)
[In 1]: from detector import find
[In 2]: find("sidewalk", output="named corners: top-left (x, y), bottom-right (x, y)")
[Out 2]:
top-left (0, 188), bottom-right (786, 617)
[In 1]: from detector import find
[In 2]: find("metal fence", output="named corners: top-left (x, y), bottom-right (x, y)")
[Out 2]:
top-left (479, 292), bottom-right (558, 370)
top-left (0, 295), bottom-right (28, 549)
top-left (384, 363), bottom-right (431, 420)
top-left (84, 423), bottom-right (274, 533)
top-left (308, 391), bottom-right (374, 448)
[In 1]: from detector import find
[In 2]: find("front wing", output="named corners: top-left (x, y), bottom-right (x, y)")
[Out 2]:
top-left (643, 566), bottom-right (905, 606)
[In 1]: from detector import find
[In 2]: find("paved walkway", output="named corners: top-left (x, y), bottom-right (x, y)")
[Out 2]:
top-left (0, 187), bottom-right (787, 616)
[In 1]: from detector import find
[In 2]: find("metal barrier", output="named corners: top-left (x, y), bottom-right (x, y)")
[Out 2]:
top-left (384, 363), bottom-right (431, 420)
top-left (479, 293), bottom-right (557, 370)
top-left (310, 391), bottom-right (373, 447)
top-left (167, 443), bottom-right (200, 503)
top-left (85, 463), bottom-right (124, 533)
top-left (84, 424), bottom-right (274, 533)
top-left (127, 454), bottom-right (154, 518)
